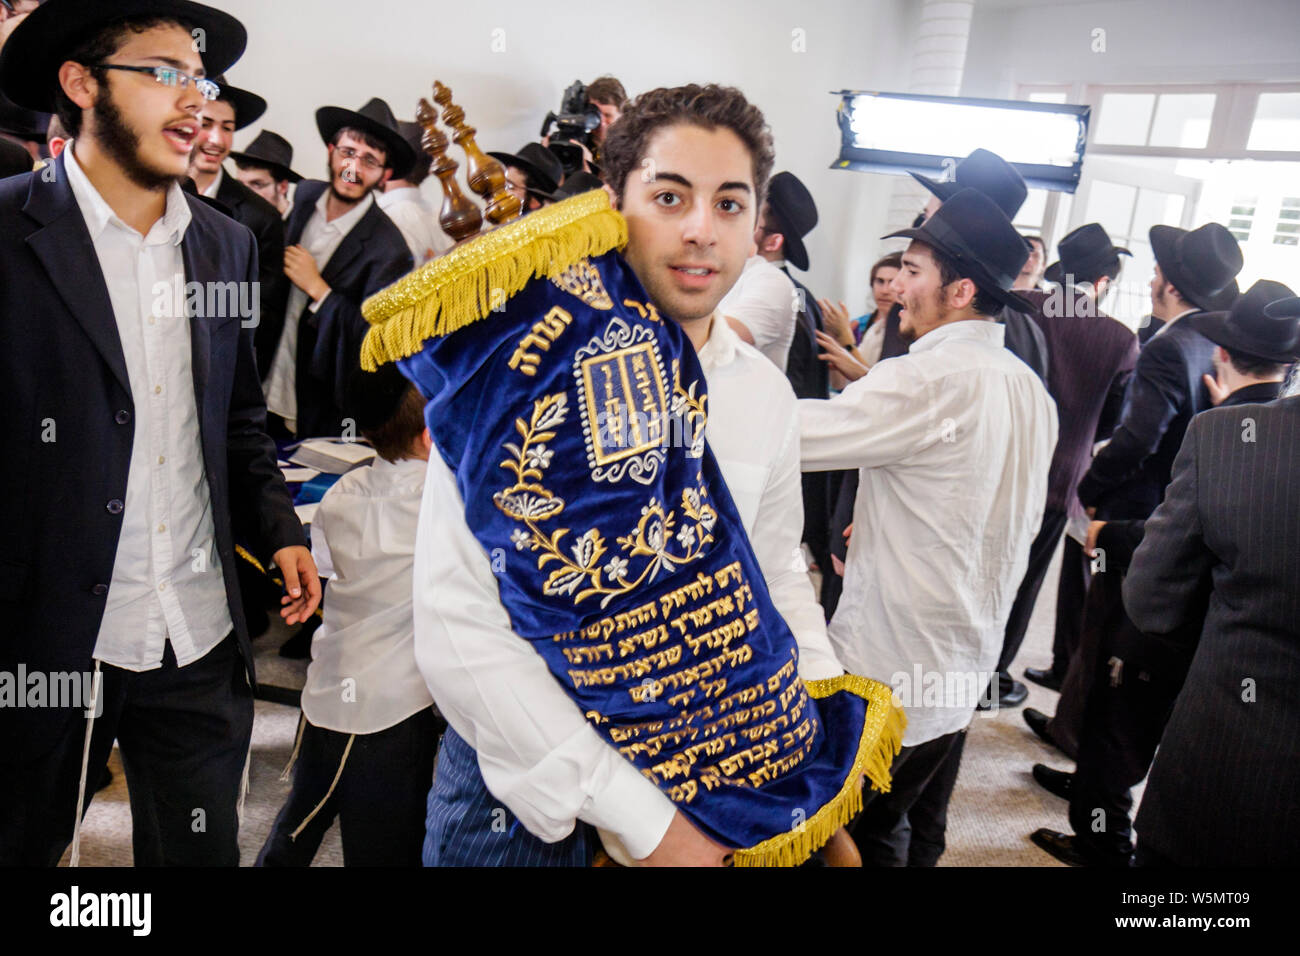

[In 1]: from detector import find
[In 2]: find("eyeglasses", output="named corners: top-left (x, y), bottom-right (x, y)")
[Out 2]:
top-left (334, 146), bottom-right (385, 170)
top-left (92, 64), bottom-right (221, 101)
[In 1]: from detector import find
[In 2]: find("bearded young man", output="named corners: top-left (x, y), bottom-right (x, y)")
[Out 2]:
top-left (186, 74), bottom-right (286, 379)
top-left (359, 83), bottom-right (903, 868)
top-left (259, 97), bottom-right (413, 439)
top-left (0, 0), bottom-right (318, 866)
top-left (798, 190), bottom-right (1058, 866)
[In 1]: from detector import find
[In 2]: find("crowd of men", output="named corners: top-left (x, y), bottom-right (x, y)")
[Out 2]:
top-left (0, 0), bottom-right (1296, 868)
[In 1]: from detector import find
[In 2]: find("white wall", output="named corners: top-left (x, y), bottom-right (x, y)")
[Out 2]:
top-left (218, 0), bottom-right (912, 313)
top-left (961, 0), bottom-right (1300, 98)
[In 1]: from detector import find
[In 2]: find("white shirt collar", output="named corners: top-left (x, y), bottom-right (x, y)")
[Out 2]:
top-left (201, 167), bottom-right (223, 198)
top-left (908, 318), bottom-right (1004, 354)
top-left (695, 313), bottom-right (739, 372)
top-left (377, 186), bottom-right (419, 209)
top-left (313, 185), bottom-right (374, 234)
top-left (64, 140), bottom-right (192, 245)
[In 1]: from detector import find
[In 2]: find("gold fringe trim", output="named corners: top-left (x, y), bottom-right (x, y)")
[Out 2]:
top-left (359, 189), bottom-right (628, 370)
top-left (731, 674), bottom-right (906, 868)
top-left (235, 544), bottom-right (266, 574)
top-left (236, 544), bottom-right (324, 619)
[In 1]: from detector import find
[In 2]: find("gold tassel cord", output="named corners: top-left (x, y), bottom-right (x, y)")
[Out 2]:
top-left (731, 675), bottom-right (906, 868)
top-left (360, 189), bottom-right (628, 370)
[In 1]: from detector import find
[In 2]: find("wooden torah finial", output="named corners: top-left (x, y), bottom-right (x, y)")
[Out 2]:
top-left (432, 80), bottom-right (521, 225)
top-left (417, 97), bottom-right (482, 242)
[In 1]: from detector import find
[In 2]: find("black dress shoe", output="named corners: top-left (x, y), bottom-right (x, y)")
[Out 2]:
top-left (999, 679), bottom-right (1028, 708)
top-left (1030, 829), bottom-right (1092, 866)
top-left (1031, 828), bottom-right (1132, 867)
top-left (1023, 707), bottom-right (1056, 746)
top-left (1032, 763), bottom-right (1074, 800)
top-left (1024, 666), bottom-right (1062, 692)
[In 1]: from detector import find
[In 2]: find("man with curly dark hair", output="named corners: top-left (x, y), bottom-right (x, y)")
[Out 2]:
top-left (409, 84), bottom-right (877, 867)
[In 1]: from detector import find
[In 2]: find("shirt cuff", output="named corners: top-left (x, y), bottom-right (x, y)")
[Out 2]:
top-left (578, 756), bottom-right (676, 861)
top-left (308, 289), bottom-right (330, 312)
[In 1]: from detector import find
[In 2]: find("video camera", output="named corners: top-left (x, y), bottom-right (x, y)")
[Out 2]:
top-left (540, 80), bottom-right (601, 176)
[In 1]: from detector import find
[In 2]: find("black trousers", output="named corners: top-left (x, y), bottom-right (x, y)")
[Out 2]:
top-left (997, 508), bottom-right (1068, 678)
top-left (1068, 603), bottom-right (1186, 863)
top-left (850, 729), bottom-right (967, 867)
top-left (257, 706), bottom-right (445, 866)
top-left (0, 635), bottom-right (253, 866)
top-left (1051, 535), bottom-right (1090, 677)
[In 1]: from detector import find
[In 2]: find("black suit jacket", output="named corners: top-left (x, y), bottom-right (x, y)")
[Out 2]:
top-left (1095, 382), bottom-right (1283, 571)
top-left (1125, 393), bottom-right (1300, 865)
top-left (1077, 316), bottom-right (1216, 519)
top-left (779, 267), bottom-right (829, 401)
top-left (0, 154), bottom-right (304, 749)
top-left (270, 180), bottom-right (413, 437)
top-left (213, 171), bottom-right (288, 379)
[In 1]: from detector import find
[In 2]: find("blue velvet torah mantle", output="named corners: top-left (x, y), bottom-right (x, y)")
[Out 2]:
top-left (396, 249), bottom-right (892, 864)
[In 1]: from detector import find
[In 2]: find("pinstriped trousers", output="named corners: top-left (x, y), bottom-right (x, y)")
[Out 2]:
top-left (423, 726), bottom-right (594, 867)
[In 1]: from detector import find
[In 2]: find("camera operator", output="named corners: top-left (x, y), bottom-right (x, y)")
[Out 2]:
top-left (586, 75), bottom-right (626, 151)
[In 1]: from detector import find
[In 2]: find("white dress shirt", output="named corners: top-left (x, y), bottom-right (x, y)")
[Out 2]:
top-left (412, 314), bottom-right (842, 858)
top-left (800, 320), bottom-right (1058, 746)
top-left (377, 187), bottom-right (451, 265)
top-left (264, 189), bottom-right (374, 433)
top-left (718, 255), bottom-right (797, 371)
top-left (200, 167), bottom-right (223, 199)
top-left (64, 143), bottom-right (233, 671)
top-left (301, 456), bottom-right (435, 734)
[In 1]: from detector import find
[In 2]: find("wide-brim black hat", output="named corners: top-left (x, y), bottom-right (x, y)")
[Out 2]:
top-left (910, 147), bottom-right (1028, 221)
top-left (0, 0), bottom-right (248, 112)
top-left (210, 74), bottom-right (265, 130)
top-left (1150, 222), bottom-right (1243, 312)
top-left (1188, 279), bottom-right (1300, 363)
top-left (552, 170), bottom-right (604, 201)
top-left (488, 142), bottom-right (564, 198)
top-left (766, 170), bottom-right (818, 271)
top-left (884, 187), bottom-right (1036, 314)
top-left (316, 97), bottom-right (415, 180)
top-left (228, 129), bottom-right (302, 183)
top-left (0, 94), bottom-right (49, 141)
top-left (1044, 222), bottom-right (1131, 285)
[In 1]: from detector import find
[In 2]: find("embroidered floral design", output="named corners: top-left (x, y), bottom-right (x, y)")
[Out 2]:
top-left (494, 390), bottom-right (718, 607)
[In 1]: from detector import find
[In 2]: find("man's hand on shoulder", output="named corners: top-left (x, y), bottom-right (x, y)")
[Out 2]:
top-left (273, 545), bottom-right (322, 625)
top-left (636, 810), bottom-right (733, 867)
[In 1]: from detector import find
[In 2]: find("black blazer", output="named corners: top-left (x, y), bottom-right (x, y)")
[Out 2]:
top-left (1125, 393), bottom-right (1300, 865)
top-left (1077, 317), bottom-right (1216, 519)
top-left (0, 154), bottom-right (304, 749)
top-left (1096, 382), bottom-right (1284, 571)
top-left (780, 267), bottom-right (829, 401)
top-left (214, 171), bottom-right (288, 380)
top-left (267, 180), bottom-right (413, 438)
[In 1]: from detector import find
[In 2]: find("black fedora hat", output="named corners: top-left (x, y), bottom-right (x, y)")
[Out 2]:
top-left (1044, 222), bottom-right (1131, 286)
top-left (765, 170), bottom-right (818, 272)
top-left (228, 129), bottom-right (302, 183)
top-left (884, 187), bottom-right (1035, 314)
top-left (910, 148), bottom-right (1028, 220)
top-left (488, 142), bottom-right (564, 199)
top-left (553, 170), bottom-right (604, 201)
top-left (0, 94), bottom-right (49, 141)
top-left (209, 74), bottom-right (264, 130)
top-left (316, 97), bottom-right (416, 180)
top-left (1188, 279), bottom-right (1300, 363)
top-left (1149, 222), bottom-right (1243, 312)
top-left (0, 0), bottom-right (247, 112)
